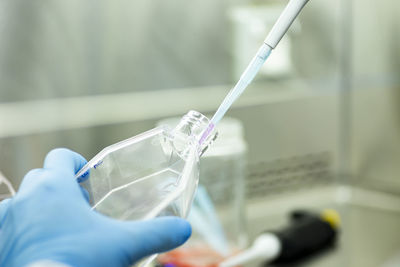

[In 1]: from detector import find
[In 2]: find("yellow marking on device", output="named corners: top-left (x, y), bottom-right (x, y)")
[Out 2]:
top-left (321, 209), bottom-right (341, 229)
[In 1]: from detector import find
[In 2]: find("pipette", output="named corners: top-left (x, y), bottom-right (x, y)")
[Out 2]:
top-left (219, 210), bottom-right (340, 267)
top-left (199, 0), bottom-right (310, 144)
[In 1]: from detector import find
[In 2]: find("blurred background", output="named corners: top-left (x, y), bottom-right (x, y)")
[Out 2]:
top-left (1, 0), bottom-right (400, 266)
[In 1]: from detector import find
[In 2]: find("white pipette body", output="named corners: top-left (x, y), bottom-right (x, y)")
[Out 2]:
top-left (264, 0), bottom-right (310, 49)
top-left (199, 0), bottom-right (310, 144)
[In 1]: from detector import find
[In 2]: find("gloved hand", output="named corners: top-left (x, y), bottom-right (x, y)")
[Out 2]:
top-left (0, 148), bottom-right (191, 267)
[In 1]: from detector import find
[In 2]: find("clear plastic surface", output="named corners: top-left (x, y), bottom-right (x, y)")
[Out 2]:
top-left (75, 110), bottom-right (217, 221)
top-left (156, 117), bottom-right (247, 266)
top-left (158, 117), bottom-right (248, 254)
top-left (74, 111), bottom-right (216, 267)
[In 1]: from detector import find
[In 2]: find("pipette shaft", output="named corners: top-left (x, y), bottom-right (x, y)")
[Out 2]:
top-left (199, 0), bottom-right (310, 144)
top-left (210, 43), bottom-right (272, 126)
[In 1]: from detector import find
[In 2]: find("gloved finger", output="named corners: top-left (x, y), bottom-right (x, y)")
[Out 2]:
top-left (80, 186), bottom-right (90, 203)
top-left (44, 149), bottom-right (89, 202)
top-left (0, 198), bottom-right (11, 227)
top-left (119, 217), bottom-right (191, 262)
top-left (17, 150), bottom-right (87, 200)
top-left (44, 148), bottom-right (87, 175)
top-left (17, 168), bottom-right (46, 195)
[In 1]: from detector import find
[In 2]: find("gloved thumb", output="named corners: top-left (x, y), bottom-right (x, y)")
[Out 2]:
top-left (118, 217), bottom-right (191, 262)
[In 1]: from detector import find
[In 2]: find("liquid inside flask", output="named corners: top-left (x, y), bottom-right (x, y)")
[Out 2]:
top-left (75, 110), bottom-right (217, 221)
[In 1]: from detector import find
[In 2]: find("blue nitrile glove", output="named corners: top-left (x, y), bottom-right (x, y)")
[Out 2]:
top-left (0, 148), bottom-right (191, 267)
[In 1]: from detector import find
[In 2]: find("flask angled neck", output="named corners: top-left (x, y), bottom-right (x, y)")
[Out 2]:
top-left (172, 110), bottom-right (218, 157)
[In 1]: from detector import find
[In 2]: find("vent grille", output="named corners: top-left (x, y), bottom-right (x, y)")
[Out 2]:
top-left (246, 152), bottom-right (333, 199)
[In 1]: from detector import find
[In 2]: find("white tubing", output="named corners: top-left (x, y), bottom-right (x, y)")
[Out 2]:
top-left (0, 171), bottom-right (16, 197)
top-left (264, 0), bottom-right (310, 49)
top-left (219, 233), bottom-right (281, 267)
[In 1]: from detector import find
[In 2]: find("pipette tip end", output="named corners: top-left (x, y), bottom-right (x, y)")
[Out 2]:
top-left (199, 123), bottom-right (215, 145)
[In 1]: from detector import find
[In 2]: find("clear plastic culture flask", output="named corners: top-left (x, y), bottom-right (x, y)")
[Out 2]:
top-left (75, 110), bottom-right (217, 221)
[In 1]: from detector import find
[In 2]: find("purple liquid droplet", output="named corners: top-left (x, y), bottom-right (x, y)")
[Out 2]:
top-left (199, 123), bottom-right (215, 145)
